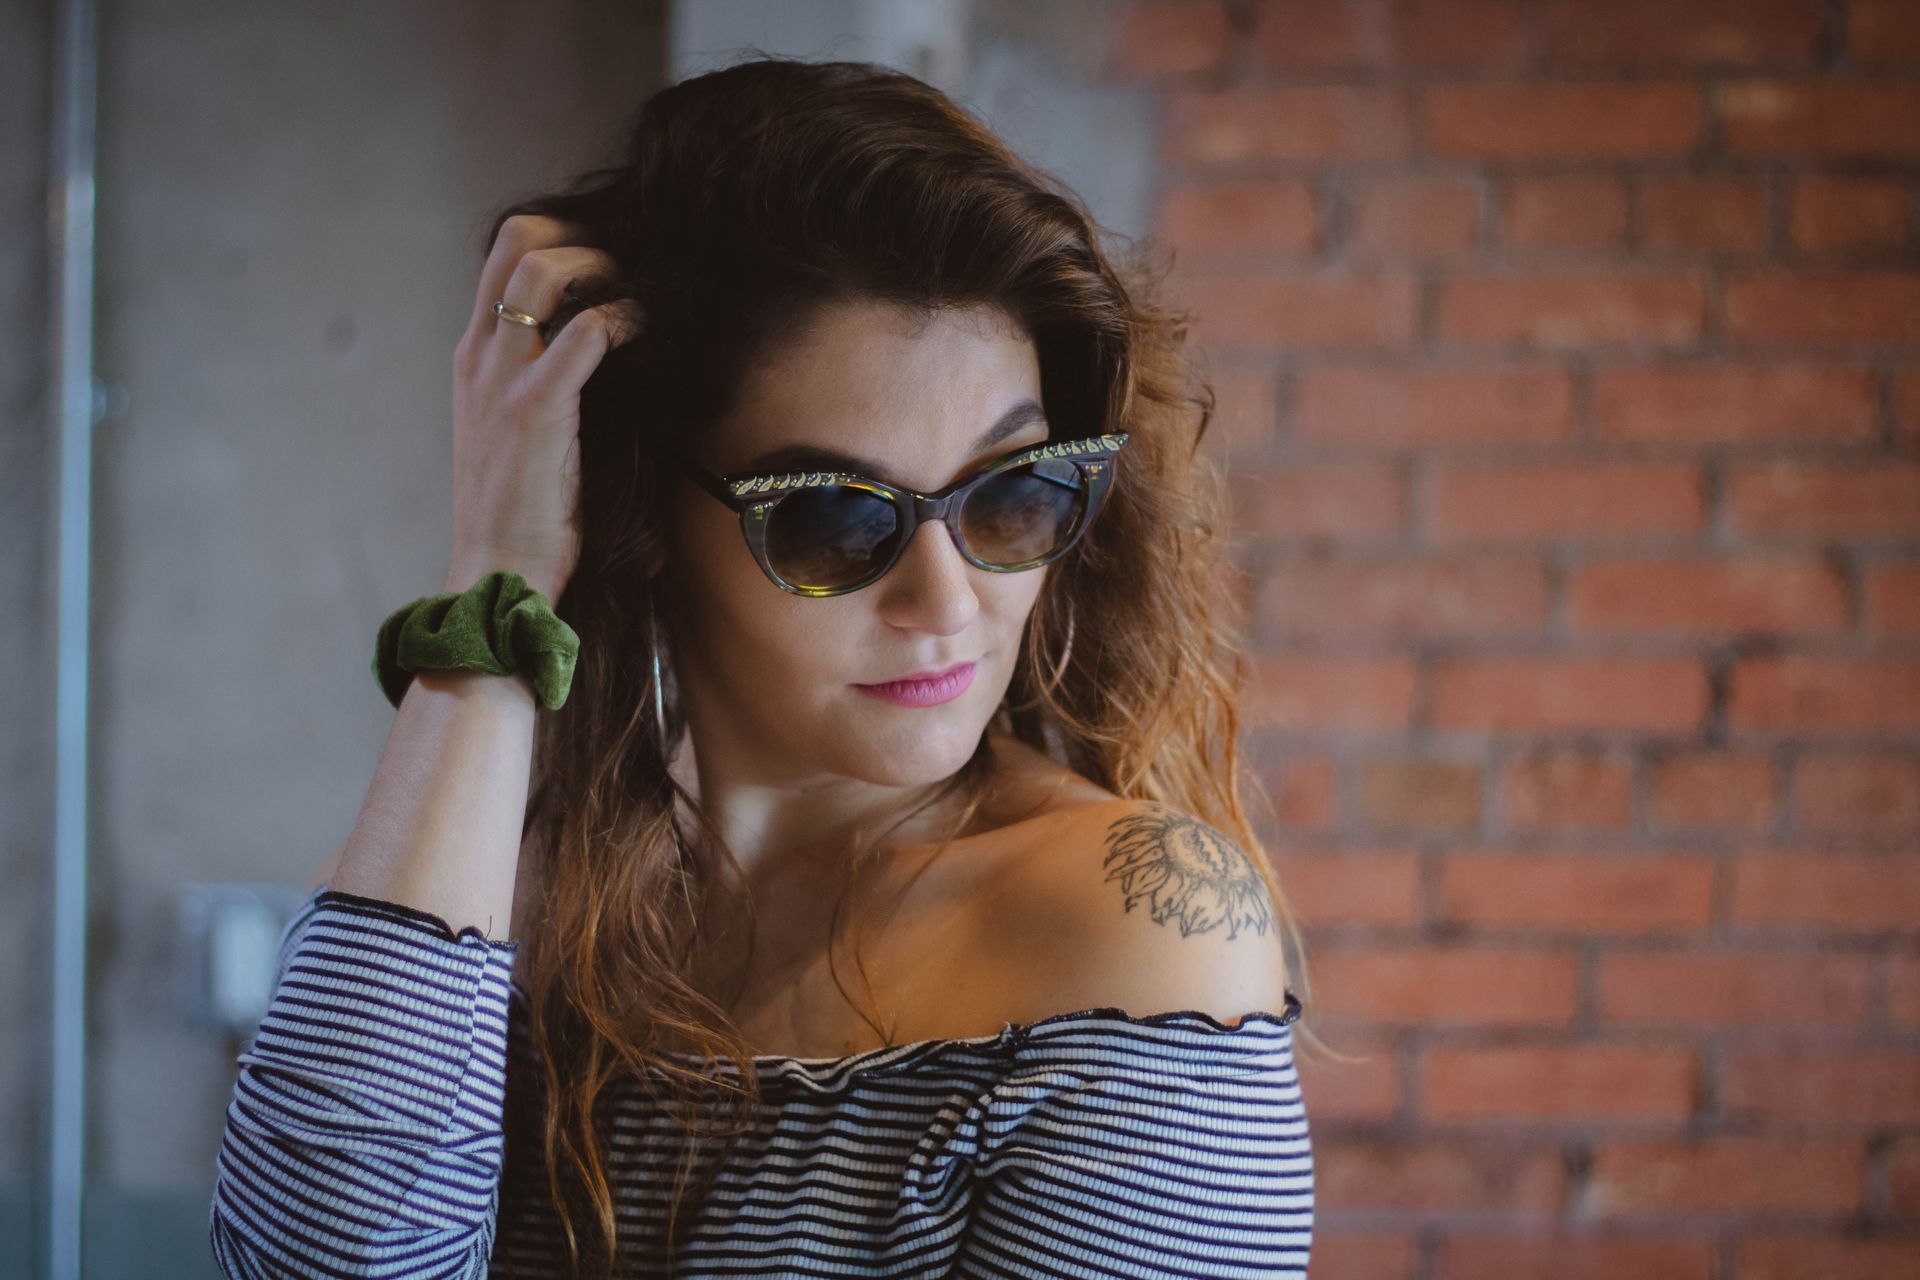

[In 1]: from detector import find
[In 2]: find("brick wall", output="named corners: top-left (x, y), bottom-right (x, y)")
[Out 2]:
top-left (1108, 1), bottom-right (1920, 1275)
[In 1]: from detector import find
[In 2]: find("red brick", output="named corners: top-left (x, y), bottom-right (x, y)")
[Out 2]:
top-left (1156, 179), bottom-right (1319, 261)
top-left (1424, 83), bottom-right (1703, 161)
top-left (1730, 851), bottom-right (1920, 931)
top-left (1737, 1235), bottom-right (1920, 1280)
top-left (1640, 176), bottom-right (1770, 252)
top-left (1597, 949), bottom-right (1874, 1028)
top-left (1427, 462), bottom-right (1704, 541)
top-left (1257, 555), bottom-right (1550, 638)
top-left (1502, 747), bottom-right (1635, 830)
top-left (1725, 462), bottom-right (1920, 538)
top-left (1566, 555), bottom-right (1850, 636)
top-left (1201, 364), bottom-right (1280, 452)
top-left (1648, 751), bottom-right (1780, 832)
top-left (1864, 563), bottom-right (1920, 635)
top-left (1726, 269), bottom-right (1920, 343)
top-left (1430, 657), bottom-right (1709, 734)
top-left (1163, 86), bottom-right (1414, 166)
top-left (1852, 0), bottom-right (1920, 64)
top-left (1319, 1135), bottom-right (1567, 1213)
top-left (1789, 176), bottom-right (1913, 253)
top-left (1724, 1049), bottom-right (1920, 1124)
top-left (1895, 952), bottom-right (1920, 1026)
top-left (1307, 1230), bottom-right (1414, 1279)
top-left (1345, 175), bottom-right (1479, 259)
top-left (1246, 654), bottom-right (1417, 732)
top-left (1231, 463), bottom-right (1404, 539)
top-left (1901, 370), bottom-right (1920, 450)
top-left (1540, 0), bottom-right (1823, 66)
top-left (1498, 176), bottom-right (1628, 252)
top-left (1250, 0), bottom-right (1529, 70)
top-left (1719, 82), bottom-right (1920, 158)
top-left (1591, 363), bottom-right (1879, 444)
top-left (1586, 1138), bottom-right (1863, 1215)
top-left (1436, 270), bottom-right (1708, 348)
top-left (1794, 754), bottom-right (1920, 833)
top-left (1292, 1024), bottom-right (1401, 1123)
top-left (1436, 1235), bottom-right (1713, 1280)
top-left (1894, 1133), bottom-right (1920, 1214)
top-left (1730, 657), bottom-right (1920, 735)
top-left (1275, 847), bottom-right (1419, 926)
top-left (1438, 852), bottom-right (1715, 934)
top-left (1308, 942), bottom-right (1580, 1026)
top-left (1357, 759), bottom-right (1481, 832)
top-left (1294, 365), bottom-right (1574, 449)
top-left (1177, 271), bottom-right (1419, 350)
top-left (1421, 1043), bottom-right (1698, 1121)
top-left (1266, 752), bottom-right (1337, 829)
top-left (1105, 0), bottom-right (1230, 79)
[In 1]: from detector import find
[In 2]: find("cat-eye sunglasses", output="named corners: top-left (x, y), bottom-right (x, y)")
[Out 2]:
top-left (682, 432), bottom-right (1131, 597)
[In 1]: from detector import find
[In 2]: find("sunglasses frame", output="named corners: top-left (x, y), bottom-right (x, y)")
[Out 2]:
top-left (682, 431), bottom-right (1132, 597)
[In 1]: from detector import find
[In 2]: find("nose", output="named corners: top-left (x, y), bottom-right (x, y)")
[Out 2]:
top-left (873, 516), bottom-right (979, 635)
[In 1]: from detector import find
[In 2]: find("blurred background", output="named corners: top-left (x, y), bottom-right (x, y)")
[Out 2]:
top-left (4, 1), bottom-right (1917, 1276)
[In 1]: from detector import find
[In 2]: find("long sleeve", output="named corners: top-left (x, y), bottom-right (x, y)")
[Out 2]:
top-left (208, 886), bottom-right (520, 1279)
top-left (946, 1001), bottom-right (1314, 1280)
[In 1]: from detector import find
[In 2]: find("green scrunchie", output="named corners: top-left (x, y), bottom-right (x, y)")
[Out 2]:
top-left (372, 569), bottom-right (581, 711)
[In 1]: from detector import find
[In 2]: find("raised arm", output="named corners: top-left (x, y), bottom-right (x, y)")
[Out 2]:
top-left (323, 210), bottom-right (643, 938)
top-left (208, 212), bottom-right (644, 1277)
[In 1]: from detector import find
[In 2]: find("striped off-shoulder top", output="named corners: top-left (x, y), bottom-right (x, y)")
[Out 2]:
top-left (209, 885), bottom-right (1314, 1278)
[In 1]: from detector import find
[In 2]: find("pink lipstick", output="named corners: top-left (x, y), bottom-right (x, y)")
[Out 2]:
top-left (854, 661), bottom-right (976, 707)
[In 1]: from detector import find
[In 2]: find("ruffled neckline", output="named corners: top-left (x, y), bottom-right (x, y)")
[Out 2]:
top-left (648, 991), bottom-right (1303, 1091)
top-left (307, 885), bottom-right (1305, 1092)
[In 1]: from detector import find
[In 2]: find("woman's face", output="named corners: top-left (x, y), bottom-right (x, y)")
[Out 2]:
top-left (662, 298), bottom-right (1053, 797)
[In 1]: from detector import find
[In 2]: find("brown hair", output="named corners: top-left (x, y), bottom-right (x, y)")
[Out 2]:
top-left (484, 54), bottom-right (1322, 1279)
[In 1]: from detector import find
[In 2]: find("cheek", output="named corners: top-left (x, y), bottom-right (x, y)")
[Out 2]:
top-left (674, 524), bottom-right (850, 669)
top-left (994, 564), bottom-right (1048, 618)
top-left (665, 504), bottom-right (768, 646)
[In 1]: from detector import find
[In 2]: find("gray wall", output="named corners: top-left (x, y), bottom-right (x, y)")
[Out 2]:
top-left (1, 0), bottom-right (56, 1262)
top-left (5, 2), bottom-right (666, 1273)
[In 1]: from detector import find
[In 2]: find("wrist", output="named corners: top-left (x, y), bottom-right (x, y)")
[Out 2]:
top-left (442, 564), bottom-right (567, 602)
top-left (378, 569), bottom-right (580, 713)
top-left (411, 665), bottom-right (539, 707)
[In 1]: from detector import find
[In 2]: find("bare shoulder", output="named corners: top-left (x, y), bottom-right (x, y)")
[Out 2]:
top-left (977, 797), bottom-right (1292, 1028)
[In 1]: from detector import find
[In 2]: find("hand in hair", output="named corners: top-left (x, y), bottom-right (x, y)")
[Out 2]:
top-left (445, 213), bottom-right (645, 602)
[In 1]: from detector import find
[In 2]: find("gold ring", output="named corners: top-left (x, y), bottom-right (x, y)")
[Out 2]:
top-left (492, 300), bottom-right (543, 327)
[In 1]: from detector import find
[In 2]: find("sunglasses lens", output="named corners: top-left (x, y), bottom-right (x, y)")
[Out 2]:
top-left (959, 459), bottom-right (1088, 567)
top-left (764, 485), bottom-right (902, 590)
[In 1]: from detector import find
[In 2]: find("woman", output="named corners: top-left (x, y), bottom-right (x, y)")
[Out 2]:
top-left (210, 56), bottom-right (1316, 1279)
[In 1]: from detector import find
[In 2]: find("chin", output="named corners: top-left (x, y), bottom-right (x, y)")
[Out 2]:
top-left (835, 711), bottom-right (991, 786)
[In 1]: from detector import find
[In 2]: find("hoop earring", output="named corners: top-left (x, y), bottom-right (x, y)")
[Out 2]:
top-left (1038, 598), bottom-right (1076, 697)
top-left (647, 587), bottom-right (669, 757)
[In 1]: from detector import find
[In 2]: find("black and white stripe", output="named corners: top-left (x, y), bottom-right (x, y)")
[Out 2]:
top-left (212, 888), bottom-right (1314, 1278)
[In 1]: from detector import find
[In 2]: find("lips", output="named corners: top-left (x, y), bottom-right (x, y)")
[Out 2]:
top-left (853, 660), bottom-right (978, 707)
top-left (868, 660), bottom-right (972, 684)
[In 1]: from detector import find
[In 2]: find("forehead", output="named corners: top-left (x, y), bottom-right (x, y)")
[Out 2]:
top-left (712, 299), bottom-right (1047, 490)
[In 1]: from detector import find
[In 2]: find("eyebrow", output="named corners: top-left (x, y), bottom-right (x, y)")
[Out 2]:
top-left (736, 398), bottom-right (1048, 484)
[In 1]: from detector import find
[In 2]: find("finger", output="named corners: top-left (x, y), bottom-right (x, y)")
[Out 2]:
top-left (492, 246), bottom-right (621, 352)
top-left (468, 214), bottom-right (589, 335)
top-left (535, 299), bottom-right (646, 394)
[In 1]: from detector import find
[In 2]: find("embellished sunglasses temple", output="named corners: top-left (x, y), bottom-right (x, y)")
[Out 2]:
top-left (681, 431), bottom-right (1132, 596)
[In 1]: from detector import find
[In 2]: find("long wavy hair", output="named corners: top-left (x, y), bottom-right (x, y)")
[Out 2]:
top-left (484, 54), bottom-right (1323, 1280)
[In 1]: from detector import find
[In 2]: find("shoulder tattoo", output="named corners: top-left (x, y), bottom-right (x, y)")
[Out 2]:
top-left (1100, 804), bottom-right (1276, 941)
